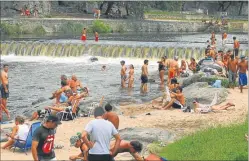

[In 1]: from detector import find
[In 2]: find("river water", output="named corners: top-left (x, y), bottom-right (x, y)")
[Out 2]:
top-left (1, 33), bottom-right (248, 120)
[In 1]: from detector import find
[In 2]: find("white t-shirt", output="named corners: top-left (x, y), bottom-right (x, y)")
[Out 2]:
top-left (85, 119), bottom-right (118, 155)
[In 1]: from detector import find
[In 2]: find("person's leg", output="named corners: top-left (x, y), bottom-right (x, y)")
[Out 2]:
top-left (211, 102), bottom-right (235, 110)
top-left (163, 98), bottom-right (175, 110)
top-left (1, 99), bottom-right (10, 119)
top-left (228, 70), bottom-right (233, 88)
top-left (48, 106), bottom-right (64, 112)
top-left (2, 138), bottom-right (15, 149)
top-left (30, 111), bottom-right (39, 121)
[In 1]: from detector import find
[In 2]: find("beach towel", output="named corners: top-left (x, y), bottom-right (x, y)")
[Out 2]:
top-left (239, 73), bottom-right (247, 86)
top-left (200, 92), bottom-right (218, 113)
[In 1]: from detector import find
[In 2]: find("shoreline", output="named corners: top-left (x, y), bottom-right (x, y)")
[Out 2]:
top-left (1, 88), bottom-right (247, 160)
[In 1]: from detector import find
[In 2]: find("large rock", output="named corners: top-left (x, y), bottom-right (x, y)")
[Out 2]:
top-left (183, 82), bottom-right (228, 107)
top-left (119, 128), bottom-right (175, 154)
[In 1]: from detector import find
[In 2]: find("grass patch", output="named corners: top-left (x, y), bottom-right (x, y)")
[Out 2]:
top-left (0, 23), bottom-right (21, 35)
top-left (160, 120), bottom-right (248, 160)
top-left (58, 22), bottom-right (84, 34)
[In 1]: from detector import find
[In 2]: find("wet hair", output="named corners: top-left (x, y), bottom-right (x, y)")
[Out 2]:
top-left (130, 64), bottom-right (134, 69)
top-left (84, 28), bottom-right (86, 30)
top-left (120, 60), bottom-right (125, 64)
top-left (218, 50), bottom-right (223, 53)
top-left (93, 107), bottom-right (105, 117)
top-left (227, 50), bottom-right (231, 52)
top-left (130, 141), bottom-right (143, 152)
top-left (177, 86), bottom-right (183, 92)
top-left (171, 78), bottom-right (178, 84)
top-left (61, 75), bottom-right (67, 80)
top-left (105, 103), bottom-right (113, 112)
top-left (61, 80), bottom-right (67, 86)
top-left (207, 40), bottom-right (209, 42)
top-left (191, 58), bottom-right (196, 62)
top-left (230, 55), bottom-right (235, 60)
top-left (3, 64), bottom-right (8, 68)
top-left (233, 37), bottom-right (236, 40)
top-left (144, 59), bottom-right (149, 64)
top-left (15, 116), bottom-right (25, 124)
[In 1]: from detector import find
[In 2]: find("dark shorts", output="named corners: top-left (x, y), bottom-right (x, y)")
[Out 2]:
top-left (172, 102), bottom-right (182, 109)
top-left (141, 75), bottom-right (148, 84)
top-left (88, 154), bottom-right (113, 161)
top-left (234, 48), bottom-right (239, 56)
top-left (0, 84), bottom-right (9, 99)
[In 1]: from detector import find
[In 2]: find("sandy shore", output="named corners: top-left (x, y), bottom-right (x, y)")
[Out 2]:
top-left (1, 88), bottom-right (248, 160)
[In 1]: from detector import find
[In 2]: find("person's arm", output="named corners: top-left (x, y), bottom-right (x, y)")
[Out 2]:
top-left (32, 141), bottom-right (39, 161)
top-left (82, 144), bottom-right (89, 161)
top-left (82, 131), bottom-right (94, 149)
top-left (32, 129), bottom-right (41, 161)
top-left (0, 72), bottom-right (7, 92)
top-left (131, 152), bottom-right (144, 161)
top-left (111, 133), bottom-right (121, 156)
top-left (102, 113), bottom-right (108, 120)
top-left (237, 63), bottom-right (240, 74)
top-left (99, 96), bottom-right (104, 107)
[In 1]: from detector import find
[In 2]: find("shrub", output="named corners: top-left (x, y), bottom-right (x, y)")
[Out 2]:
top-left (33, 26), bottom-right (46, 35)
top-left (90, 20), bottom-right (112, 33)
top-left (116, 24), bottom-right (125, 33)
top-left (58, 22), bottom-right (84, 34)
top-left (0, 23), bottom-right (21, 35)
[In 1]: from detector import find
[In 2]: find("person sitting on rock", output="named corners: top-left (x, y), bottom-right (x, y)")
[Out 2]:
top-left (69, 132), bottom-right (89, 161)
top-left (188, 58), bottom-right (197, 72)
top-left (179, 60), bottom-right (187, 74)
top-left (103, 102), bottom-right (119, 130)
top-left (162, 86), bottom-right (185, 110)
top-left (2, 116), bottom-right (29, 149)
top-left (49, 80), bottom-right (71, 104)
top-left (110, 140), bottom-right (144, 161)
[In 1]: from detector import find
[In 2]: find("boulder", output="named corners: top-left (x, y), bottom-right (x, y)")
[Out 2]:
top-left (182, 82), bottom-right (228, 107)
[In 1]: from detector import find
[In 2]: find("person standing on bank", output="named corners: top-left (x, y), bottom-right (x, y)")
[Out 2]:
top-left (81, 107), bottom-right (121, 161)
top-left (32, 115), bottom-right (61, 161)
top-left (1, 64), bottom-right (10, 119)
top-left (233, 37), bottom-right (240, 58)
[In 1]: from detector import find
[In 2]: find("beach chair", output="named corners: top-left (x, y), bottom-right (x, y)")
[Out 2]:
top-left (13, 122), bottom-right (41, 155)
top-left (57, 99), bottom-right (80, 121)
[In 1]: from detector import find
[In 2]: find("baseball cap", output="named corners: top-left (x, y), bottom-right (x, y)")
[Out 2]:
top-left (70, 132), bottom-right (81, 146)
top-left (46, 115), bottom-right (62, 125)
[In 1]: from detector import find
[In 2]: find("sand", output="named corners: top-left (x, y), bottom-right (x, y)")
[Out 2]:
top-left (1, 88), bottom-right (248, 160)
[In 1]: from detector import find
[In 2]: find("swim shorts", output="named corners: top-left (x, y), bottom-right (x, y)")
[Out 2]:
top-left (121, 75), bottom-right (127, 81)
top-left (141, 75), bottom-right (148, 84)
top-left (0, 84), bottom-right (9, 99)
top-left (239, 73), bottom-right (247, 86)
top-left (234, 48), bottom-right (239, 57)
top-left (172, 100), bottom-right (183, 109)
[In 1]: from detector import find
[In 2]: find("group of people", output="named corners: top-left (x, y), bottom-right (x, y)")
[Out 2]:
top-left (81, 28), bottom-right (99, 42)
top-left (20, 5), bottom-right (38, 17)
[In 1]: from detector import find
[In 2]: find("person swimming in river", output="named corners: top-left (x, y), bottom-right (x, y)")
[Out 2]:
top-left (120, 60), bottom-right (127, 88)
top-left (101, 65), bottom-right (106, 71)
top-left (141, 59), bottom-right (149, 93)
top-left (81, 28), bottom-right (87, 41)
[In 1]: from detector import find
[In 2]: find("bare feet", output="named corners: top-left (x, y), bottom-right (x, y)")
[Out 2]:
top-left (227, 102), bottom-right (235, 106)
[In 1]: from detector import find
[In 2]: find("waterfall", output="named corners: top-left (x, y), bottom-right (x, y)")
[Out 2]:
top-left (1, 41), bottom-right (248, 60)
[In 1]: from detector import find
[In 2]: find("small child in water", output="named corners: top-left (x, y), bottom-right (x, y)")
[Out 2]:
top-left (101, 65), bottom-right (106, 71)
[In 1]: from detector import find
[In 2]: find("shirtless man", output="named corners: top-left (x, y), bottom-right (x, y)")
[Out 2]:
top-left (162, 86), bottom-right (185, 110)
top-left (167, 58), bottom-right (178, 81)
top-left (103, 103), bottom-right (119, 130)
top-left (222, 32), bottom-right (227, 50)
top-left (237, 55), bottom-right (248, 93)
top-left (81, 28), bottom-right (87, 41)
top-left (227, 55), bottom-right (238, 88)
top-left (0, 64), bottom-right (10, 119)
top-left (120, 60), bottom-right (127, 88)
top-left (141, 60), bottom-right (149, 93)
top-left (70, 75), bottom-right (83, 93)
top-left (233, 37), bottom-right (240, 57)
top-left (110, 140), bottom-right (143, 161)
top-left (95, 31), bottom-right (99, 42)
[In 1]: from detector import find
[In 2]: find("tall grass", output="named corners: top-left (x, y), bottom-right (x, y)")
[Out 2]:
top-left (160, 120), bottom-right (248, 160)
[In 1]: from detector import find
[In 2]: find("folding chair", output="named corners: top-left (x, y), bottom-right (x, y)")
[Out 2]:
top-left (13, 122), bottom-right (41, 155)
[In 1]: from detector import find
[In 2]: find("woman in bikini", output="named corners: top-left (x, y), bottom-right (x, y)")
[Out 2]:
top-left (127, 64), bottom-right (135, 88)
top-left (157, 57), bottom-right (166, 86)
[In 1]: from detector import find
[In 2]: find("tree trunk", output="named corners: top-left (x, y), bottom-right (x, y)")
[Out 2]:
top-left (238, 1), bottom-right (243, 15)
top-left (104, 1), bottom-right (114, 15)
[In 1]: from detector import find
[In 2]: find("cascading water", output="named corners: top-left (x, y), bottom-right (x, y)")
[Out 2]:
top-left (1, 41), bottom-right (248, 60)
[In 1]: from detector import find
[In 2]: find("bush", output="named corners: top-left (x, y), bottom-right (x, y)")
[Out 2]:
top-left (90, 20), bottom-right (112, 33)
top-left (33, 26), bottom-right (46, 35)
top-left (0, 23), bottom-right (21, 35)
